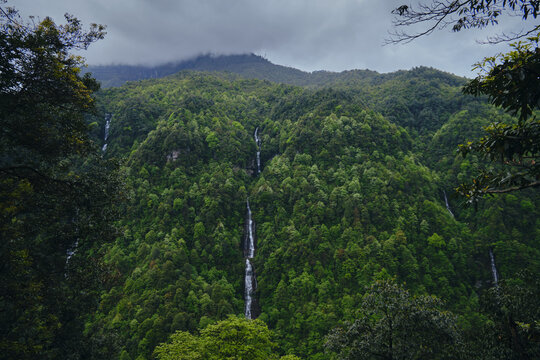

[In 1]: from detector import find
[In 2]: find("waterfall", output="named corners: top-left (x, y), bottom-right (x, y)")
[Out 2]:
top-left (66, 239), bottom-right (79, 263)
top-left (254, 127), bottom-right (261, 174)
top-left (245, 199), bottom-right (255, 258)
top-left (489, 249), bottom-right (499, 285)
top-left (443, 190), bottom-right (454, 217)
top-left (102, 113), bottom-right (112, 152)
top-left (244, 199), bottom-right (257, 318)
top-left (244, 258), bottom-right (256, 319)
top-left (243, 127), bottom-right (262, 319)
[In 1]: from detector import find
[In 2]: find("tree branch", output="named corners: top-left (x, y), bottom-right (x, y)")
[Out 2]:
top-left (487, 180), bottom-right (540, 193)
top-left (388, 0), bottom-right (540, 44)
top-left (478, 24), bottom-right (540, 44)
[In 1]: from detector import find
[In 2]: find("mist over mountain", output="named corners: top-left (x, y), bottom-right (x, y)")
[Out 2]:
top-left (87, 54), bottom-right (306, 88)
top-left (87, 53), bottom-right (451, 89)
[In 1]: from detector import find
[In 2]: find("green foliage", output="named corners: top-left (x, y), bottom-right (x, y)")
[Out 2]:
top-left (325, 280), bottom-right (462, 360)
top-left (464, 271), bottom-right (540, 359)
top-left (392, 2), bottom-right (540, 201)
top-left (458, 36), bottom-right (540, 200)
top-left (83, 60), bottom-right (539, 359)
top-left (0, 4), bottom-right (119, 360)
top-left (154, 316), bottom-right (278, 360)
top-left (465, 36), bottom-right (540, 122)
top-left (3, 1), bottom-right (540, 358)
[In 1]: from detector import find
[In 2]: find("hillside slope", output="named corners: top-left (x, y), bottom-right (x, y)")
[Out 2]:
top-left (86, 70), bottom-right (540, 359)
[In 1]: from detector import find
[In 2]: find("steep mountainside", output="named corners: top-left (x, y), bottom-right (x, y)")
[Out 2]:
top-left (85, 69), bottom-right (540, 359)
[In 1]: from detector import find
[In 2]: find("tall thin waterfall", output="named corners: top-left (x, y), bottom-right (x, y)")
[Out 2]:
top-left (244, 258), bottom-right (256, 319)
top-left (443, 190), bottom-right (454, 217)
top-left (243, 127), bottom-right (262, 319)
top-left (245, 200), bottom-right (255, 258)
top-left (244, 199), bottom-right (257, 319)
top-left (489, 249), bottom-right (499, 285)
top-left (102, 113), bottom-right (112, 152)
top-left (254, 127), bottom-right (261, 174)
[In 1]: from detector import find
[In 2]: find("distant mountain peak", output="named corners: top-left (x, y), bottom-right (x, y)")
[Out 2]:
top-left (86, 53), bottom-right (310, 88)
top-left (86, 53), bottom-right (463, 89)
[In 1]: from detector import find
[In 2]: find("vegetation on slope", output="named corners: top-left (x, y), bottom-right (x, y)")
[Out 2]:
top-left (85, 70), bottom-right (539, 359)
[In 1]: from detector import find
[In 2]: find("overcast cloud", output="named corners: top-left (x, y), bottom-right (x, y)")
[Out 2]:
top-left (12, 0), bottom-right (528, 77)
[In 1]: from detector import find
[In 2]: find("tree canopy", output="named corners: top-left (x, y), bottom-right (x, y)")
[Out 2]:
top-left (84, 67), bottom-right (540, 359)
top-left (0, 3), bottom-right (119, 359)
top-left (325, 280), bottom-right (462, 360)
top-left (2, 2), bottom-right (538, 359)
top-left (154, 316), bottom-right (300, 360)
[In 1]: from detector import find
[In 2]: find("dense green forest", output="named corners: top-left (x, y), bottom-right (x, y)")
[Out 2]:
top-left (79, 67), bottom-right (539, 359)
top-left (3, 0), bottom-right (539, 358)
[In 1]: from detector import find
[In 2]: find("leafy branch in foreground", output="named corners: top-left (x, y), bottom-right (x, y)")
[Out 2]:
top-left (457, 35), bottom-right (540, 201)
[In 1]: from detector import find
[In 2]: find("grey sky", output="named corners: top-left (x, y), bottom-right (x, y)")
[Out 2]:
top-left (12, 0), bottom-right (530, 77)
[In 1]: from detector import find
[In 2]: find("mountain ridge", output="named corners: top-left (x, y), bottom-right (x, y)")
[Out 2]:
top-left (87, 53), bottom-right (310, 88)
top-left (86, 53), bottom-right (464, 89)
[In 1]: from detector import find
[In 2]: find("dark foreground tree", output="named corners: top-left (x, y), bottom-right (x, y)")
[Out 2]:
top-left (0, 3), bottom-right (120, 359)
top-left (465, 271), bottom-right (540, 359)
top-left (391, 1), bottom-right (539, 201)
top-left (325, 280), bottom-right (462, 360)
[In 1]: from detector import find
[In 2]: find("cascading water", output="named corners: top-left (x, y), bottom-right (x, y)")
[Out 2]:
top-left (443, 190), bottom-right (454, 218)
top-left (102, 113), bottom-right (112, 152)
top-left (244, 199), bottom-right (257, 319)
top-left (244, 258), bottom-right (256, 319)
top-left (489, 248), bottom-right (499, 285)
top-left (243, 127), bottom-right (262, 319)
top-left (66, 239), bottom-right (79, 264)
top-left (245, 200), bottom-right (255, 258)
top-left (254, 127), bottom-right (261, 174)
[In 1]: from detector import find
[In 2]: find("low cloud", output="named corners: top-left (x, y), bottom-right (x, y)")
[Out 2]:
top-left (16, 0), bottom-right (524, 77)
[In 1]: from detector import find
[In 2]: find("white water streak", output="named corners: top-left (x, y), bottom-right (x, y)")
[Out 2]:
top-left (66, 239), bottom-right (79, 263)
top-left (254, 127), bottom-right (261, 174)
top-left (244, 258), bottom-right (255, 319)
top-left (246, 199), bottom-right (255, 258)
top-left (244, 128), bottom-right (262, 319)
top-left (244, 198), bottom-right (257, 319)
top-left (443, 190), bottom-right (454, 218)
top-left (102, 113), bottom-right (111, 152)
top-left (489, 249), bottom-right (499, 285)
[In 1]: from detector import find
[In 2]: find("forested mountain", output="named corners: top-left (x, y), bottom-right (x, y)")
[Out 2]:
top-left (87, 53), bottom-right (460, 92)
top-left (87, 54), bottom-right (312, 88)
top-left (83, 67), bottom-right (540, 359)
